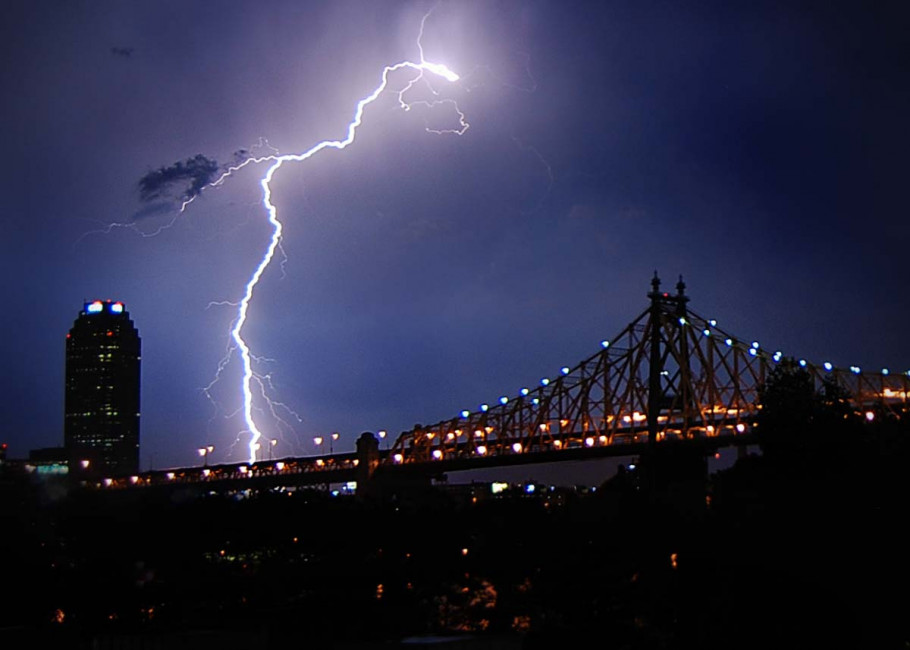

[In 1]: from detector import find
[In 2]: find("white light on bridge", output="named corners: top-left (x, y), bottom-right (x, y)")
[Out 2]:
top-left (736, 423), bottom-right (746, 433)
top-left (500, 396), bottom-right (508, 404)
top-left (709, 319), bottom-right (717, 327)
top-left (725, 338), bottom-right (733, 346)
top-left (481, 404), bottom-right (489, 412)
top-left (824, 362), bottom-right (833, 371)
top-left (865, 411), bottom-right (875, 422)
top-left (166, 472), bottom-right (175, 480)
top-left (275, 462), bottom-right (285, 471)
top-left (541, 378), bottom-right (550, 386)
top-left (461, 410), bottom-right (470, 418)
top-left (520, 388), bottom-right (529, 396)
top-left (512, 442), bottom-right (522, 453)
top-left (601, 340), bottom-right (610, 348)
top-left (850, 366), bottom-right (861, 374)
top-left (799, 359), bottom-right (807, 367)
top-left (476, 445), bottom-right (487, 456)
top-left (882, 368), bottom-right (890, 375)
top-left (703, 329), bottom-right (711, 337)
top-left (393, 453), bottom-right (403, 464)
top-left (561, 367), bottom-right (570, 375)
top-left (585, 437), bottom-right (595, 447)
top-left (432, 449), bottom-right (443, 460)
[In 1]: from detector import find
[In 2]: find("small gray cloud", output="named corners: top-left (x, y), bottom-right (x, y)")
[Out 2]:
top-left (138, 154), bottom-right (220, 203)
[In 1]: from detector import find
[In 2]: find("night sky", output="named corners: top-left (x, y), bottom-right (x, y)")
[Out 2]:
top-left (2, 0), bottom-right (908, 472)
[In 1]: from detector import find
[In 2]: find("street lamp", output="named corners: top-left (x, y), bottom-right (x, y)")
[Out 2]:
top-left (331, 432), bottom-right (340, 454)
top-left (269, 438), bottom-right (278, 460)
top-left (314, 436), bottom-right (324, 456)
top-left (252, 441), bottom-right (261, 461)
top-left (197, 445), bottom-right (214, 467)
top-left (378, 430), bottom-right (387, 449)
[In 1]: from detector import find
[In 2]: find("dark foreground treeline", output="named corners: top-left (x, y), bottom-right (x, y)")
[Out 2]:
top-left (2, 393), bottom-right (909, 648)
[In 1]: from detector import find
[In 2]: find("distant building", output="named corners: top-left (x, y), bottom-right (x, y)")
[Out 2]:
top-left (27, 447), bottom-right (70, 476)
top-left (64, 300), bottom-right (140, 476)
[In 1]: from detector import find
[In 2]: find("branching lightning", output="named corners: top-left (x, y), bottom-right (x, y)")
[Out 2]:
top-left (204, 13), bottom-right (468, 464)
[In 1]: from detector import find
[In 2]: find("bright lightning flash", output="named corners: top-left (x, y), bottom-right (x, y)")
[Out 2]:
top-left (214, 21), bottom-right (467, 464)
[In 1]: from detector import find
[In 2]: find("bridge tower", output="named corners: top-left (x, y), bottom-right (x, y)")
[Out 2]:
top-left (646, 273), bottom-right (692, 446)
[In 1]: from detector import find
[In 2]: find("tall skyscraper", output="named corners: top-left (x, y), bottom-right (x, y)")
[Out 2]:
top-left (64, 300), bottom-right (141, 476)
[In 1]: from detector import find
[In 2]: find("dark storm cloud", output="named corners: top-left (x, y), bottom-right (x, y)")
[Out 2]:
top-left (138, 154), bottom-right (220, 203)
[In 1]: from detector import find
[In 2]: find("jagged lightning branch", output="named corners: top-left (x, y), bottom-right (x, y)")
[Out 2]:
top-left (223, 28), bottom-right (466, 464)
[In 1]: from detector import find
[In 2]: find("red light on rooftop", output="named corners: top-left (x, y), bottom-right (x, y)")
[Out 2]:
top-left (106, 331), bottom-right (113, 337)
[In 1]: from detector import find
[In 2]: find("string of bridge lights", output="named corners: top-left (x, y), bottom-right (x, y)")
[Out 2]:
top-left (451, 315), bottom-right (909, 422)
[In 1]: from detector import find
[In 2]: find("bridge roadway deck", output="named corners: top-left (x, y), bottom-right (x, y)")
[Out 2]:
top-left (97, 432), bottom-right (755, 494)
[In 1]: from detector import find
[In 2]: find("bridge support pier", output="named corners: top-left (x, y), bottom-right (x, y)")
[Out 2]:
top-left (356, 432), bottom-right (380, 487)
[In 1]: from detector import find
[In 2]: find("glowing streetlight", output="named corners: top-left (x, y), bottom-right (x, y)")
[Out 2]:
top-left (314, 436), bottom-right (324, 456)
top-left (269, 438), bottom-right (278, 460)
top-left (197, 445), bottom-right (214, 467)
top-left (331, 432), bottom-right (340, 454)
top-left (378, 430), bottom-right (387, 449)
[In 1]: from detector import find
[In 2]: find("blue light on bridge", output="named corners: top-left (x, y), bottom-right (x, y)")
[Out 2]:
top-left (799, 359), bottom-right (807, 367)
top-left (882, 368), bottom-right (890, 375)
top-left (500, 397), bottom-right (508, 405)
top-left (824, 362), bottom-right (833, 371)
top-left (709, 319), bottom-right (717, 327)
top-left (461, 410), bottom-right (470, 418)
top-left (561, 367), bottom-right (570, 375)
top-left (520, 388), bottom-right (529, 396)
top-left (703, 329), bottom-right (711, 337)
top-left (601, 340), bottom-right (610, 348)
top-left (541, 378), bottom-right (550, 386)
top-left (725, 338), bottom-right (733, 346)
top-left (480, 404), bottom-right (489, 412)
top-left (772, 351), bottom-right (783, 362)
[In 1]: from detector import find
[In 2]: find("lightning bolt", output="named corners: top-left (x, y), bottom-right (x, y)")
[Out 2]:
top-left (208, 14), bottom-right (468, 464)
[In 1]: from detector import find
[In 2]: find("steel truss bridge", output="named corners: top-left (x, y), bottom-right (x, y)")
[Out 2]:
top-left (98, 276), bottom-right (909, 492)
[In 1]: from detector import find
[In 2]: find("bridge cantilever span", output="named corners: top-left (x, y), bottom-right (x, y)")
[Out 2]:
top-left (384, 274), bottom-right (909, 470)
